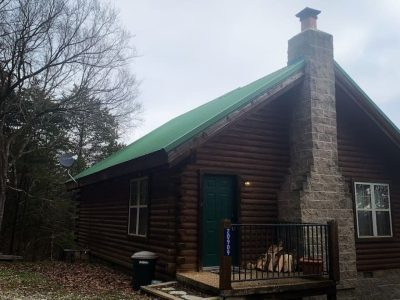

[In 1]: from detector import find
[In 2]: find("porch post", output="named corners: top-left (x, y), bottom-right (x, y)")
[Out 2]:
top-left (328, 220), bottom-right (340, 282)
top-left (219, 219), bottom-right (232, 290)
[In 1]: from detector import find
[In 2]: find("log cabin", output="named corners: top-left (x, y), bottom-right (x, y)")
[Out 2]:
top-left (71, 8), bottom-right (400, 299)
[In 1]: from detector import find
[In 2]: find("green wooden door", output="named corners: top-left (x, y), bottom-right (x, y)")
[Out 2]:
top-left (202, 175), bottom-right (235, 267)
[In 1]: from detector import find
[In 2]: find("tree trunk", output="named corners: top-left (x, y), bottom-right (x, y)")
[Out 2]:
top-left (0, 179), bottom-right (6, 237)
top-left (9, 178), bottom-right (23, 254)
top-left (0, 130), bottom-right (10, 238)
top-left (0, 136), bottom-right (9, 236)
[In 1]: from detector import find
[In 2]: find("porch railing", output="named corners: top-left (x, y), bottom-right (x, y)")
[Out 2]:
top-left (219, 219), bottom-right (340, 290)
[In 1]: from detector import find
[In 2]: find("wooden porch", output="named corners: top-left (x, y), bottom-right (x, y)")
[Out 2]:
top-left (176, 220), bottom-right (340, 299)
top-left (177, 271), bottom-right (336, 299)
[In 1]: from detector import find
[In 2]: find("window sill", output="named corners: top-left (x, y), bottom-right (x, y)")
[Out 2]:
top-left (356, 236), bottom-right (395, 243)
top-left (127, 234), bottom-right (148, 241)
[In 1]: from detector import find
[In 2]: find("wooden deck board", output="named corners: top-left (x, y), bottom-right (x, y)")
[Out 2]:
top-left (177, 271), bottom-right (336, 298)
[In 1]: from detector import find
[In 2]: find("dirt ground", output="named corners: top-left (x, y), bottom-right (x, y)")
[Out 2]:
top-left (0, 260), bottom-right (153, 299)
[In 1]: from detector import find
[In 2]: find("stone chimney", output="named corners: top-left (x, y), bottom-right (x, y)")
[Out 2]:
top-left (278, 8), bottom-right (358, 298)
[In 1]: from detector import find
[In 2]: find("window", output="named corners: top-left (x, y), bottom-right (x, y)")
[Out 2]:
top-left (128, 177), bottom-right (148, 236)
top-left (354, 182), bottom-right (392, 238)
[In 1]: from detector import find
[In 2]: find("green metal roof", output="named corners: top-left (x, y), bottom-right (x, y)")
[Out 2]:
top-left (75, 60), bottom-right (305, 180)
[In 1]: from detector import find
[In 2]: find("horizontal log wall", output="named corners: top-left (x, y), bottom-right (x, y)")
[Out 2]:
top-left (76, 169), bottom-right (178, 279)
top-left (177, 96), bottom-right (292, 271)
top-left (337, 89), bottom-right (400, 272)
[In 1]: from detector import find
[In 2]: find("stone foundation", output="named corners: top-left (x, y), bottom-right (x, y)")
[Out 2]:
top-left (356, 269), bottom-right (400, 299)
top-left (304, 269), bottom-right (400, 299)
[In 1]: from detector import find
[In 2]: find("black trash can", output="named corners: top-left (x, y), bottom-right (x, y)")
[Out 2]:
top-left (131, 251), bottom-right (158, 290)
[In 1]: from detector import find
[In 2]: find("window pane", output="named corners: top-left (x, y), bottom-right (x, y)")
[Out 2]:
top-left (355, 184), bottom-right (371, 209)
top-left (129, 208), bottom-right (137, 234)
top-left (374, 185), bottom-right (389, 209)
top-left (358, 211), bottom-right (373, 236)
top-left (130, 182), bottom-right (138, 206)
top-left (138, 207), bottom-right (148, 236)
top-left (140, 179), bottom-right (148, 205)
top-left (376, 211), bottom-right (391, 236)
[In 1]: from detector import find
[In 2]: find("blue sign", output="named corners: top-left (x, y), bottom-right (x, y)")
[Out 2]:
top-left (224, 228), bottom-right (231, 256)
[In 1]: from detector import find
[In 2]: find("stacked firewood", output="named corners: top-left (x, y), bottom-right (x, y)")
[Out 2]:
top-left (247, 242), bottom-right (295, 273)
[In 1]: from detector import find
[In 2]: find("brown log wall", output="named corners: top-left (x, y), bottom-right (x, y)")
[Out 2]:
top-left (76, 169), bottom-right (178, 279)
top-left (76, 85), bottom-right (400, 275)
top-left (337, 89), bottom-right (400, 272)
top-left (177, 97), bottom-right (292, 271)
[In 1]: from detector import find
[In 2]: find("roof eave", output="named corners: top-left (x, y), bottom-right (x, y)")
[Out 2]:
top-left (334, 62), bottom-right (400, 149)
top-left (71, 61), bottom-right (306, 186)
top-left (71, 149), bottom-right (168, 188)
top-left (166, 69), bottom-right (305, 165)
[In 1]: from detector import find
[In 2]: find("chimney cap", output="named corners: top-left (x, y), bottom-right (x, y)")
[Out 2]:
top-left (295, 7), bottom-right (321, 21)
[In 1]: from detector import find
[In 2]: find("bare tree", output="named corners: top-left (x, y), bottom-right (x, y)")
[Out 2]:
top-left (0, 0), bottom-right (140, 232)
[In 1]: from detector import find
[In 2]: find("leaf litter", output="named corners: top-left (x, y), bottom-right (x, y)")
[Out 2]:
top-left (0, 261), bottom-right (153, 299)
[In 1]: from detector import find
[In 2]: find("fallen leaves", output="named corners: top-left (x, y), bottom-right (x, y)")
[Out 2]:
top-left (0, 261), bottom-right (153, 299)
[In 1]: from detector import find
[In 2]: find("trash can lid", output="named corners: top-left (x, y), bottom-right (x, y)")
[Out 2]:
top-left (131, 251), bottom-right (158, 259)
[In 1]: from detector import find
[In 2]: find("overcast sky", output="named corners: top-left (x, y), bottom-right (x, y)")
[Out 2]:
top-left (108, 0), bottom-right (400, 143)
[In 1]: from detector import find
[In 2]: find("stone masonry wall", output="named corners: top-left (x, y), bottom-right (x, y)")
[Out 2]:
top-left (278, 29), bottom-right (357, 298)
top-left (356, 269), bottom-right (400, 299)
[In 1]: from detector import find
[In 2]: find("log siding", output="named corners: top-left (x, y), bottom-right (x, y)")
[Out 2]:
top-left (177, 96), bottom-right (292, 271)
top-left (76, 169), bottom-right (179, 278)
top-left (337, 89), bottom-right (400, 272)
top-left (75, 85), bottom-right (400, 277)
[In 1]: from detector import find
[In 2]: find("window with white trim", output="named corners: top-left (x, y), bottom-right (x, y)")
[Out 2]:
top-left (128, 177), bottom-right (148, 236)
top-left (354, 182), bottom-right (392, 238)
